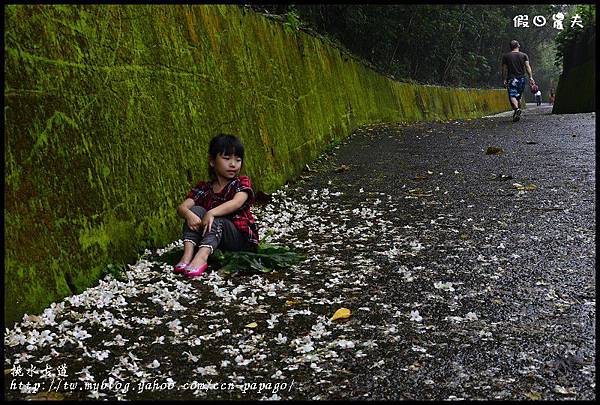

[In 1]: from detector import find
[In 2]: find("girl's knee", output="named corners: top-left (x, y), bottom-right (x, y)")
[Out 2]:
top-left (190, 205), bottom-right (206, 217)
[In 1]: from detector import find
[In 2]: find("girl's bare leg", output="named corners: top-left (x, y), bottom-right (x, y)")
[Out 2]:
top-left (188, 246), bottom-right (211, 268)
top-left (177, 241), bottom-right (196, 265)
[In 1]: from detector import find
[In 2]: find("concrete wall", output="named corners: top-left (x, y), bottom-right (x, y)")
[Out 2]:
top-left (4, 4), bottom-right (508, 325)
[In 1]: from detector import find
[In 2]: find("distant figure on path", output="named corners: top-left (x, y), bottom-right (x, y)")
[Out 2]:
top-left (502, 40), bottom-right (535, 122)
top-left (535, 88), bottom-right (542, 106)
top-left (549, 88), bottom-right (555, 105)
top-left (174, 134), bottom-right (259, 278)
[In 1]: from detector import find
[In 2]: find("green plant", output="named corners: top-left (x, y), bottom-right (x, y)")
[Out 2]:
top-left (283, 8), bottom-right (302, 33)
top-left (102, 263), bottom-right (128, 281)
top-left (554, 5), bottom-right (595, 67)
top-left (213, 243), bottom-right (306, 274)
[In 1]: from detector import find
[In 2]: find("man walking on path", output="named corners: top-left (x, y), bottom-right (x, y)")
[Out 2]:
top-left (502, 40), bottom-right (535, 122)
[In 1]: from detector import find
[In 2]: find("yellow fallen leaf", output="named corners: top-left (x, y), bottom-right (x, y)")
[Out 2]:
top-left (512, 183), bottom-right (537, 191)
top-left (29, 315), bottom-right (42, 323)
top-left (244, 322), bottom-right (258, 328)
top-left (485, 146), bottom-right (504, 155)
top-left (334, 165), bottom-right (351, 173)
top-left (286, 300), bottom-right (301, 305)
top-left (525, 391), bottom-right (542, 400)
top-left (331, 308), bottom-right (352, 321)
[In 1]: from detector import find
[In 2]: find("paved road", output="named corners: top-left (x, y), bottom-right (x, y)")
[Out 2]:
top-left (4, 105), bottom-right (595, 400)
top-left (295, 103), bottom-right (595, 399)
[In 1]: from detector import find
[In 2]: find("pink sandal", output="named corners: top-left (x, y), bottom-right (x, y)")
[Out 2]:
top-left (184, 263), bottom-right (208, 278)
top-left (173, 262), bottom-right (189, 274)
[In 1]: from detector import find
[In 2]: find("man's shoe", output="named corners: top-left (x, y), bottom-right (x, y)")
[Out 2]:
top-left (184, 263), bottom-right (208, 278)
top-left (513, 108), bottom-right (522, 122)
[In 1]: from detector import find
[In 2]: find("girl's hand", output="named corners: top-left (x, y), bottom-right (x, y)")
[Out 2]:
top-left (186, 212), bottom-right (202, 231)
top-left (202, 211), bottom-right (215, 236)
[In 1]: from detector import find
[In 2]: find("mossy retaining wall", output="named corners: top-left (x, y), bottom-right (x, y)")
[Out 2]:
top-left (4, 4), bottom-right (508, 325)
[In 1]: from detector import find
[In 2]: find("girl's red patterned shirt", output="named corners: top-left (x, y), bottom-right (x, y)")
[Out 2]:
top-left (186, 176), bottom-right (259, 247)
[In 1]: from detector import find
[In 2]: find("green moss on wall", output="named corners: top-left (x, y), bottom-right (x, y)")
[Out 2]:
top-left (4, 4), bottom-right (508, 326)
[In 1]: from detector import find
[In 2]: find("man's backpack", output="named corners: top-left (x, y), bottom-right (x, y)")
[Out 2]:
top-left (530, 84), bottom-right (539, 93)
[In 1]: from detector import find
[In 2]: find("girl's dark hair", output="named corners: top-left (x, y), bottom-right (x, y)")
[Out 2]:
top-left (207, 134), bottom-right (245, 180)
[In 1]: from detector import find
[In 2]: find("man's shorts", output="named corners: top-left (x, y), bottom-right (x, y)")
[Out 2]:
top-left (507, 76), bottom-right (527, 99)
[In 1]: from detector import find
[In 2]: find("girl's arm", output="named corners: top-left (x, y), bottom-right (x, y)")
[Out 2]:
top-left (177, 198), bottom-right (196, 218)
top-left (209, 192), bottom-right (249, 217)
top-left (177, 198), bottom-right (202, 231)
top-left (202, 192), bottom-right (249, 236)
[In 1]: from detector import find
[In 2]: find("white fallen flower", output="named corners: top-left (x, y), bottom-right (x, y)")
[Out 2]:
top-left (266, 314), bottom-right (280, 329)
top-left (434, 281), bottom-right (455, 291)
top-left (114, 334), bottom-right (129, 346)
top-left (152, 336), bottom-right (165, 345)
top-left (167, 319), bottom-right (182, 332)
top-left (265, 393), bottom-right (282, 400)
top-left (147, 359), bottom-right (160, 369)
top-left (296, 342), bottom-right (315, 353)
top-left (410, 240), bottom-right (425, 251)
top-left (465, 312), bottom-right (478, 321)
top-left (274, 333), bottom-right (288, 344)
top-left (72, 326), bottom-right (92, 340)
top-left (337, 340), bottom-right (355, 349)
top-left (87, 390), bottom-right (107, 399)
top-left (362, 340), bottom-right (379, 349)
top-left (183, 351), bottom-right (200, 363)
top-left (195, 365), bottom-right (218, 376)
top-left (410, 310), bottom-right (423, 322)
top-left (91, 350), bottom-right (110, 361)
top-left (234, 355), bottom-right (252, 366)
top-left (38, 330), bottom-right (56, 345)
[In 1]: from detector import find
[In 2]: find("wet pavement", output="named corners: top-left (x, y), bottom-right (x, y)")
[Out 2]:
top-left (4, 104), bottom-right (595, 400)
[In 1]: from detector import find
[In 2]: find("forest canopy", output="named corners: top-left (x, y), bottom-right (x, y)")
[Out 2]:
top-left (252, 4), bottom-right (592, 94)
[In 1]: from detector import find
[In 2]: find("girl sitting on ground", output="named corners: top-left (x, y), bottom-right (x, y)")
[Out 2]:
top-left (174, 134), bottom-right (259, 278)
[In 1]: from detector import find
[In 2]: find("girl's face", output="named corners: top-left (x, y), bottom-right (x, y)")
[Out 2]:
top-left (211, 152), bottom-right (242, 181)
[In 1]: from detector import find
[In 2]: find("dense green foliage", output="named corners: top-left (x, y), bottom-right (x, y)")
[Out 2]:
top-left (552, 5), bottom-right (595, 113)
top-left (256, 5), bottom-right (568, 97)
top-left (554, 5), bottom-right (595, 71)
